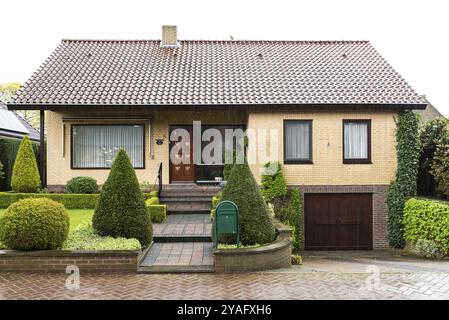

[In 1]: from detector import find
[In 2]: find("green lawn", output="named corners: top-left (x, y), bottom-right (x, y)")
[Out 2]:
top-left (0, 209), bottom-right (93, 231)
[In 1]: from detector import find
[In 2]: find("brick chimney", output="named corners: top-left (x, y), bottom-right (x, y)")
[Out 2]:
top-left (161, 25), bottom-right (179, 48)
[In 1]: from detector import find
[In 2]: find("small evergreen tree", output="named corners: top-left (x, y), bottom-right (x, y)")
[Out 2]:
top-left (221, 161), bottom-right (275, 245)
top-left (431, 126), bottom-right (449, 198)
top-left (0, 161), bottom-right (4, 183)
top-left (11, 136), bottom-right (41, 193)
top-left (92, 149), bottom-right (152, 246)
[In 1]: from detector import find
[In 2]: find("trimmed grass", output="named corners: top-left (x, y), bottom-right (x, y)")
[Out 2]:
top-left (0, 208), bottom-right (93, 231)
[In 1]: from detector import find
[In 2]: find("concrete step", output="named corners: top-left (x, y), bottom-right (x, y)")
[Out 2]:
top-left (154, 234), bottom-right (212, 242)
top-left (164, 203), bottom-right (212, 213)
top-left (160, 196), bottom-right (212, 203)
top-left (138, 265), bottom-right (214, 273)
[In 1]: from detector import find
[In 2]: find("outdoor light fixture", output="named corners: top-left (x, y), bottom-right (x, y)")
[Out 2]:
top-left (156, 138), bottom-right (164, 145)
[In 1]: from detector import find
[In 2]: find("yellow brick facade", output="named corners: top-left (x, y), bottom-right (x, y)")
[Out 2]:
top-left (46, 108), bottom-right (397, 188)
top-left (247, 110), bottom-right (398, 185)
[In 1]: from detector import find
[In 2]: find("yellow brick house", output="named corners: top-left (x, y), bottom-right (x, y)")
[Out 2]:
top-left (8, 26), bottom-right (426, 250)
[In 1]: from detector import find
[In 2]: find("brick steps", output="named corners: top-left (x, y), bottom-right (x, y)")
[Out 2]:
top-left (139, 184), bottom-right (217, 273)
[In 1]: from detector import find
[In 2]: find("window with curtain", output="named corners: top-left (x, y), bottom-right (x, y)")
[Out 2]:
top-left (72, 125), bottom-right (144, 168)
top-left (284, 120), bottom-right (312, 163)
top-left (343, 120), bottom-right (371, 163)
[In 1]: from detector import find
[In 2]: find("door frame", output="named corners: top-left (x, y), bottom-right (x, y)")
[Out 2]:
top-left (304, 192), bottom-right (373, 250)
top-left (169, 125), bottom-right (196, 183)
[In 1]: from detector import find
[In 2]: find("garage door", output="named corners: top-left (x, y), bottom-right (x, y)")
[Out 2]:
top-left (305, 193), bottom-right (373, 250)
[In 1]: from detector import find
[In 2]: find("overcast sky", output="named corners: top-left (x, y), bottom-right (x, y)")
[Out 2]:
top-left (0, 0), bottom-right (447, 115)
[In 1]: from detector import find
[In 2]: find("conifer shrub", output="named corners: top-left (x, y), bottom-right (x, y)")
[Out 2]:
top-left (92, 150), bottom-right (152, 246)
top-left (220, 161), bottom-right (275, 245)
top-left (11, 136), bottom-right (41, 193)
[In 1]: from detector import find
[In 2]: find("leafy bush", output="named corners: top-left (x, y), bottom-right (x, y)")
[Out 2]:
top-left (412, 239), bottom-right (444, 259)
top-left (146, 204), bottom-right (166, 223)
top-left (260, 161), bottom-right (287, 202)
top-left (291, 254), bottom-right (302, 265)
top-left (0, 198), bottom-right (69, 250)
top-left (0, 161), bottom-right (4, 183)
top-left (403, 198), bottom-right (449, 254)
top-left (65, 176), bottom-right (98, 194)
top-left (220, 161), bottom-right (275, 245)
top-left (418, 117), bottom-right (449, 195)
top-left (0, 137), bottom-right (40, 191)
top-left (274, 188), bottom-right (303, 250)
top-left (11, 136), bottom-right (41, 193)
top-left (93, 149), bottom-right (152, 246)
top-left (430, 125), bottom-right (449, 199)
top-left (63, 223), bottom-right (141, 251)
top-left (387, 111), bottom-right (421, 248)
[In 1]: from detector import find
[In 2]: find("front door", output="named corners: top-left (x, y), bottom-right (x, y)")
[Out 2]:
top-left (169, 126), bottom-right (195, 182)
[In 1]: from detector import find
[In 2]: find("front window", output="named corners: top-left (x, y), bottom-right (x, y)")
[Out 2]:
top-left (343, 120), bottom-right (371, 163)
top-left (72, 125), bottom-right (144, 169)
top-left (284, 120), bottom-right (312, 164)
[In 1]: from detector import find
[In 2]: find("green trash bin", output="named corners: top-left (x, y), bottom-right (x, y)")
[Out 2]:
top-left (214, 200), bottom-right (239, 248)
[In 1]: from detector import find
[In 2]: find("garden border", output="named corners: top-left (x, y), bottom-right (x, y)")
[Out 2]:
top-left (214, 220), bottom-right (292, 273)
top-left (0, 249), bottom-right (143, 273)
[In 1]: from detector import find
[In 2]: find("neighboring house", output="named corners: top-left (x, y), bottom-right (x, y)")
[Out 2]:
top-left (414, 97), bottom-right (444, 121)
top-left (0, 102), bottom-right (40, 141)
top-left (8, 26), bottom-right (426, 250)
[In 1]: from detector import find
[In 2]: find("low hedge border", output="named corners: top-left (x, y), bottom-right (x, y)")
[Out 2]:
top-left (0, 192), bottom-right (155, 209)
top-left (146, 203), bottom-right (167, 223)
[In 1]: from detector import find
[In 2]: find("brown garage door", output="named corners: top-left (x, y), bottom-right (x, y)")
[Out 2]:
top-left (305, 193), bottom-right (373, 250)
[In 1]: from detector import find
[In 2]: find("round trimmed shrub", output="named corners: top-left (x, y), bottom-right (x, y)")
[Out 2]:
top-left (11, 136), bottom-right (41, 193)
top-left (0, 198), bottom-right (70, 250)
top-left (93, 149), bottom-right (152, 246)
top-left (220, 160), bottom-right (275, 245)
top-left (65, 176), bottom-right (98, 194)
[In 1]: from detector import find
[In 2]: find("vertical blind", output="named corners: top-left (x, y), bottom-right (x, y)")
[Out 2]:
top-left (72, 125), bottom-right (144, 168)
top-left (285, 121), bottom-right (311, 160)
top-left (344, 122), bottom-right (368, 159)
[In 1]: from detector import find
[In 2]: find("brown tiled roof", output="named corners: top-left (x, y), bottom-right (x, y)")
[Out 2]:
top-left (10, 39), bottom-right (426, 107)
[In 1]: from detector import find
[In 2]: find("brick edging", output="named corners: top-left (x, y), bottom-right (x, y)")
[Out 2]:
top-left (214, 222), bottom-right (292, 273)
top-left (0, 249), bottom-right (141, 273)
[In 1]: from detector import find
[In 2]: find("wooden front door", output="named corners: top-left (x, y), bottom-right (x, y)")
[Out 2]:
top-left (169, 126), bottom-right (195, 182)
top-left (305, 193), bottom-right (373, 250)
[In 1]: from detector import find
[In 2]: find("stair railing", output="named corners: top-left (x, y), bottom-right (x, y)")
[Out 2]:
top-left (156, 162), bottom-right (163, 198)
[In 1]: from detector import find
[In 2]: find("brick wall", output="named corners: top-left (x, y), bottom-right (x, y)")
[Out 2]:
top-left (214, 225), bottom-right (292, 273)
top-left (296, 185), bottom-right (389, 249)
top-left (0, 250), bottom-right (140, 273)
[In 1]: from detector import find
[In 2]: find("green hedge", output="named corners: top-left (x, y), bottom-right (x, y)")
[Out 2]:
top-left (403, 198), bottom-right (449, 254)
top-left (145, 197), bottom-right (160, 205)
top-left (210, 191), bottom-right (222, 221)
top-left (0, 192), bottom-right (155, 209)
top-left (147, 204), bottom-right (166, 223)
top-left (0, 137), bottom-right (40, 191)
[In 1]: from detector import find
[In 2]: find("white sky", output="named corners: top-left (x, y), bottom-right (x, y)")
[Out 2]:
top-left (0, 0), bottom-right (448, 115)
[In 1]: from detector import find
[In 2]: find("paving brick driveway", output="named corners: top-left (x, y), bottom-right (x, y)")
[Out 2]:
top-left (1, 252), bottom-right (448, 300)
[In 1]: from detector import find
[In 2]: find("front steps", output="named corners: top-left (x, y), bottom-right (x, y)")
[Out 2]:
top-left (138, 185), bottom-right (218, 273)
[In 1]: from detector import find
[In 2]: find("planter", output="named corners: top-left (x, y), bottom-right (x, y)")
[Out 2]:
top-left (0, 249), bottom-right (144, 273)
top-left (214, 221), bottom-right (293, 273)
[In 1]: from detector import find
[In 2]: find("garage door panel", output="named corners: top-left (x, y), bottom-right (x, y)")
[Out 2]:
top-left (305, 193), bottom-right (373, 250)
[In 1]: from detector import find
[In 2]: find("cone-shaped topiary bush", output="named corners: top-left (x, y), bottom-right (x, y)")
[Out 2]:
top-left (220, 161), bottom-right (276, 245)
top-left (92, 149), bottom-right (152, 246)
top-left (0, 198), bottom-right (69, 250)
top-left (11, 136), bottom-right (41, 193)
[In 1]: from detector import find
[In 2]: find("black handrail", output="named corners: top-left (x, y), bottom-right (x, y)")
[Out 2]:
top-left (156, 162), bottom-right (163, 198)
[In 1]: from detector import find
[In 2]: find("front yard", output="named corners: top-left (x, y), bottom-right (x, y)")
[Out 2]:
top-left (0, 208), bottom-right (93, 231)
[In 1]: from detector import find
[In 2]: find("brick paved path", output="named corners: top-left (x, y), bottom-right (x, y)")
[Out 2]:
top-left (1, 269), bottom-right (449, 299)
top-left (153, 214), bottom-right (212, 238)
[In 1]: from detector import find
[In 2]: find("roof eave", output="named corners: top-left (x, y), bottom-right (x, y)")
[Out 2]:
top-left (6, 102), bottom-right (428, 111)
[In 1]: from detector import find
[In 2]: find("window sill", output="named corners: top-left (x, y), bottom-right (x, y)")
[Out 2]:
top-left (284, 160), bottom-right (313, 165)
top-left (343, 159), bottom-right (372, 164)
